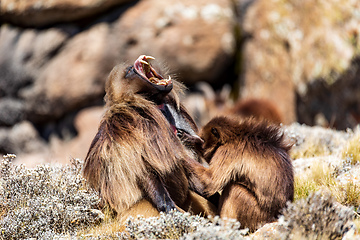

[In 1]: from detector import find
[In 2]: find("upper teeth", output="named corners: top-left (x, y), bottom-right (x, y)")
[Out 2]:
top-left (140, 59), bottom-right (149, 65)
top-left (145, 55), bottom-right (155, 60)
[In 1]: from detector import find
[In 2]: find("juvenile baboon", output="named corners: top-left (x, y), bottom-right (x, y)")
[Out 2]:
top-left (83, 55), bottom-right (214, 218)
top-left (194, 116), bottom-right (294, 231)
top-left (229, 98), bottom-right (283, 124)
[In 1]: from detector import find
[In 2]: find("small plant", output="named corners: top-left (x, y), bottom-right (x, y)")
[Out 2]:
top-left (180, 216), bottom-right (248, 240)
top-left (77, 206), bottom-right (122, 238)
top-left (123, 211), bottom-right (247, 240)
top-left (124, 210), bottom-right (211, 239)
top-left (338, 182), bottom-right (360, 208)
top-left (342, 132), bottom-right (360, 166)
top-left (81, 211), bottom-right (248, 240)
top-left (294, 161), bottom-right (336, 201)
top-left (0, 154), bottom-right (102, 239)
top-left (290, 138), bottom-right (332, 160)
top-left (294, 160), bottom-right (360, 210)
top-left (278, 192), bottom-right (355, 239)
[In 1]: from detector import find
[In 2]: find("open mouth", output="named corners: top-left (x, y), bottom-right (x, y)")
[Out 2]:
top-left (133, 55), bottom-right (172, 86)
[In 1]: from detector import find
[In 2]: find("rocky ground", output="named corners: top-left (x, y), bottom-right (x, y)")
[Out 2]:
top-left (1, 0), bottom-right (360, 162)
top-left (0, 123), bottom-right (359, 239)
top-left (1, 0), bottom-right (360, 238)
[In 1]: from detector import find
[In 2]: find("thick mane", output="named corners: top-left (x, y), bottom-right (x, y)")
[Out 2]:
top-left (237, 118), bottom-right (292, 153)
top-left (84, 92), bottom-right (188, 213)
top-left (207, 116), bottom-right (292, 152)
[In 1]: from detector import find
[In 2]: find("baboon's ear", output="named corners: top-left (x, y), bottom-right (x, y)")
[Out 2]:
top-left (211, 127), bottom-right (220, 139)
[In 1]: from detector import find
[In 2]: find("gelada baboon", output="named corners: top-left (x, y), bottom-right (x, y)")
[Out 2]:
top-left (84, 55), bottom-right (214, 219)
top-left (194, 116), bottom-right (294, 231)
top-left (229, 98), bottom-right (283, 124)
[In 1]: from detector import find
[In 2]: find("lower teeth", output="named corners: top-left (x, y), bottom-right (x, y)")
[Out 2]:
top-left (149, 77), bottom-right (169, 85)
top-left (149, 77), bottom-right (159, 84)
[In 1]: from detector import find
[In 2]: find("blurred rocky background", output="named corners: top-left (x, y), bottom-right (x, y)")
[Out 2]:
top-left (0, 0), bottom-right (360, 166)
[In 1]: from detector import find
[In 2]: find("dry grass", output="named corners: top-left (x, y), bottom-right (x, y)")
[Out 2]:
top-left (341, 182), bottom-right (360, 207)
top-left (76, 207), bottom-right (124, 238)
top-left (342, 131), bottom-right (360, 166)
top-left (354, 218), bottom-right (360, 235)
top-left (294, 161), bottom-right (336, 201)
top-left (0, 154), bottom-right (102, 239)
top-left (294, 160), bottom-right (360, 210)
top-left (290, 140), bottom-right (331, 160)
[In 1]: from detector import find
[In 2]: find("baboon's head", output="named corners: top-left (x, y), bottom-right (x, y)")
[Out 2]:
top-left (199, 116), bottom-right (236, 162)
top-left (106, 55), bottom-right (173, 104)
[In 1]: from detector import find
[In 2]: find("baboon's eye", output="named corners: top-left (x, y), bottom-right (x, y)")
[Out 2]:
top-left (177, 129), bottom-right (184, 138)
top-left (211, 128), bottom-right (220, 138)
top-left (124, 66), bottom-right (134, 78)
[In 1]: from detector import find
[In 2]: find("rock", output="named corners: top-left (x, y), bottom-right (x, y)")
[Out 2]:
top-left (6, 106), bottom-right (103, 166)
top-left (1, 0), bottom-right (134, 27)
top-left (1, 0), bottom-right (236, 126)
top-left (183, 82), bottom-right (232, 127)
top-left (20, 23), bottom-right (112, 123)
top-left (48, 106), bottom-right (104, 163)
top-left (0, 0), bottom-right (236, 160)
top-left (337, 165), bottom-right (360, 186)
top-left (0, 98), bottom-right (25, 126)
top-left (284, 123), bottom-right (352, 157)
top-left (0, 24), bottom-right (71, 123)
top-left (237, 0), bottom-right (296, 124)
top-left (296, 58), bottom-right (360, 130)
top-left (109, 0), bottom-right (236, 84)
top-left (237, 0), bottom-right (360, 126)
top-left (251, 222), bottom-right (282, 239)
top-left (0, 121), bottom-right (46, 155)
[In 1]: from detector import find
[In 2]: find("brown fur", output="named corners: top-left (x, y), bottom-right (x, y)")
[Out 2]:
top-left (83, 61), bottom-right (212, 218)
top-left (193, 116), bottom-right (294, 231)
top-left (229, 98), bottom-right (283, 124)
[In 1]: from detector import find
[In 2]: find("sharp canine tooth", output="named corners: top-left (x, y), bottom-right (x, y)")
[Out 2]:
top-left (145, 55), bottom-right (155, 60)
top-left (140, 59), bottom-right (149, 65)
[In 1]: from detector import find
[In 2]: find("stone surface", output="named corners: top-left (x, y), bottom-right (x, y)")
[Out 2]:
top-left (2, 0), bottom-right (360, 161)
top-left (0, 98), bottom-right (25, 126)
top-left (13, 107), bottom-right (103, 167)
top-left (0, 25), bottom-right (69, 98)
top-left (1, 0), bottom-right (134, 27)
top-left (296, 58), bottom-right (360, 129)
top-left (109, 0), bottom-right (236, 84)
top-left (1, 0), bottom-right (236, 128)
top-left (236, 0), bottom-right (360, 126)
top-left (0, 121), bottom-right (47, 155)
top-left (49, 106), bottom-right (104, 163)
top-left (20, 23), bottom-right (112, 123)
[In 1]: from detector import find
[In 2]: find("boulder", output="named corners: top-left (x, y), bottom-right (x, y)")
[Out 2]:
top-left (109, 0), bottom-right (236, 84)
top-left (0, 98), bottom-right (25, 126)
top-left (0, 0), bottom-right (237, 158)
top-left (48, 106), bottom-right (104, 163)
top-left (0, 121), bottom-right (47, 155)
top-left (296, 58), bottom-right (360, 130)
top-left (0, 25), bottom-right (69, 98)
top-left (20, 23), bottom-right (112, 123)
top-left (1, 0), bottom-right (134, 27)
top-left (237, 0), bottom-right (360, 126)
top-left (1, 0), bottom-right (236, 127)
